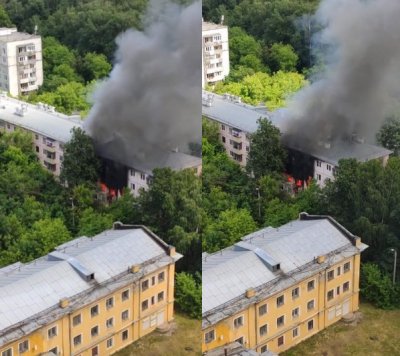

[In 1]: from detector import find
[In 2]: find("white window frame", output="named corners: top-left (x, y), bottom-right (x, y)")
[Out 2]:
top-left (307, 299), bottom-right (315, 311)
top-left (233, 315), bottom-right (244, 328)
top-left (106, 338), bottom-right (113, 349)
top-left (122, 309), bottom-right (129, 321)
top-left (47, 325), bottom-right (58, 339)
top-left (106, 317), bottom-right (114, 328)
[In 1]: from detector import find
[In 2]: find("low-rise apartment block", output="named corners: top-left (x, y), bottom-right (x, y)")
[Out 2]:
top-left (202, 91), bottom-right (392, 186)
top-left (0, 28), bottom-right (43, 96)
top-left (202, 213), bottom-right (368, 355)
top-left (202, 21), bottom-right (230, 88)
top-left (0, 223), bottom-right (181, 356)
top-left (0, 95), bottom-right (82, 176)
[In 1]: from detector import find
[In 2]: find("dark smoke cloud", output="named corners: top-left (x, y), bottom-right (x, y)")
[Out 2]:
top-left (84, 0), bottom-right (201, 172)
top-left (284, 0), bottom-right (400, 149)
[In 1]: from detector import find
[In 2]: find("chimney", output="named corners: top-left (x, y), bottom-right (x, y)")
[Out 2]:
top-left (245, 288), bottom-right (255, 298)
top-left (59, 298), bottom-right (69, 308)
top-left (130, 265), bottom-right (140, 273)
top-left (169, 246), bottom-right (176, 257)
top-left (317, 255), bottom-right (326, 264)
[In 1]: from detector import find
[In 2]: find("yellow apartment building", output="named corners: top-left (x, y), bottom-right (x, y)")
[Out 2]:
top-left (0, 222), bottom-right (182, 356)
top-left (202, 213), bottom-right (368, 355)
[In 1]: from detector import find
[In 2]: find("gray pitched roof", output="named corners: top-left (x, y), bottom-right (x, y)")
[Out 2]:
top-left (202, 214), bottom-right (367, 317)
top-left (0, 96), bottom-right (82, 142)
top-left (0, 225), bottom-right (180, 343)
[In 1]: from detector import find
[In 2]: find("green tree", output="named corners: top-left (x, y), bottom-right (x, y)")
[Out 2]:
top-left (0, 6), bottom-right (13, 27)
top-left (78, 208), bottom-right (113, 237)
top-left (377, 117), bottom-right (400, 155)
top-left (247, 118), bottom-right (287, 179)
top-left (266, 43), bottom-right (299, 72)
top-left (203, 208), bottom-right (257, 252)
top-left (81, 52), bottom-right (111, 81)
top-left (174, 272), bottom-right (202, 319)
top-left (60, 127), bottom-right (100, 188)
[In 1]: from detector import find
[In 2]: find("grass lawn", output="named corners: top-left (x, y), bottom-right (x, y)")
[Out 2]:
top-left (114, 313), bottom-right (201, 356)
top-left (283, 303), bottom-right (400, 356)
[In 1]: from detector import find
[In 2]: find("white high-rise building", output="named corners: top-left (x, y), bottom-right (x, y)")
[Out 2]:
top-left (0, 28), bottom-right (43, 97)
top-left (202, 21), bottom-right (230, 88)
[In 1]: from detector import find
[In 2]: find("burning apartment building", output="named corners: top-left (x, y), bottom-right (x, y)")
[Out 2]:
top-left (202, 90), bottom-right (392, 188)
top-left (84, 0), bottom-right (202, 197)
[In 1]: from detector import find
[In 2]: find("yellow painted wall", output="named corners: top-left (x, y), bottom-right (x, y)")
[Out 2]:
top-left (0, 264), bottom-right (176, 356)
top-left (203, 254), bottom-right (362, 354)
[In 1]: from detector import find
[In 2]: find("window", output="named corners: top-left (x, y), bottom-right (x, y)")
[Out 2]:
top-left (73, 335), bottom-right (82, 346)
top-left (276, 295), bottom-right (284, 307)
top-left (140, 173), bottom-right (146, 180)
top-left (158, 291), bottom-right (164, 302)
top-left (327, 270), bottom-right (334, 281)
top-left (277, 315), bottom-right (284, 327)
top-left (106, 317), bottom-right (114, 328)
top-left (122, 330), bottom-right (129, 341)
top-left (91, 326), bottom-right (99, 338)
top-left (233, 316), bottom-right (244, 328)
top-left (2, 349), bottom-right (12, 356)
top-left (278, 336), bottom-right (284, 347)
top-left (72, 314), bottom-right (81, 326)
top-left (18, 341), bottom-right (29, 353)
top-left (106, 338), bottom-right (113, 348)
top-left (259, 304), bottom-right (267, 316)
top-left (344, 262), bottom-right (351, 272)
top-left (131, 183), bottom-right (135, 190)
top-left (307, 280), bottom-right (315, 291)
top-left (130, 169), bottom-right (135, 176)
top-left (142, 300), bottom-right (148, 311)
top-left (317, 174), bottom-right (322, 181)
top-left (142, 280), bottom-right (149, 291)
top-left (91, 305), bottom-right (99, 317)
top-left (222, 136), bottom-right (226, 143)
top-left (122, 310), bottom-right (129, 321)
top-left (343, 281), bottom-right (350, 292)
top-left (158, 271), bottom-right (165, 282)
top-left (292, 307), bottom-right (300, 319)
top-left (337, 266), bottom-right (341, 276)
top-left (48, 326), bottom-right (57, 339)
top-left (261, 345), bottom-right (268, 353)
top-left (106, 297), bottom-right (114, 309)
top-left (49, 347), bottom-right (58, 355)
top-left (152, 276), bottom-right (156, 285)
top-left (337, 286), bottom-right (341, 295)
top-left (308, 319), bottom-right (314, 331)
top-left (259, 324), bottom-right (268, 336)
top-left (293, 327), bottom-right (299, 338)
top-left (205, 330), bottom-right (215, 344)
top-left (91, 346), bottom-right (98, 356)
top-left (327, 290), bottom-right (334, 301)
top-left (292, 287), bottom-right (300, 299)
top-left (35, 134), bottom-right (38, 140)
top-left (221, 124), bottom-right (225, 130)
top-left (122, 289), bottom-right (129, 301)
top-left (151, 296), bottom-right (155, 305)
top-left (35, 145), bottom-right (39, 152)
top-left (327, 164), bottom-right (332, 171)
top-left (307, 300), bottom-right (315, 310)
top-left (316, 160), bottom-right (321, 167)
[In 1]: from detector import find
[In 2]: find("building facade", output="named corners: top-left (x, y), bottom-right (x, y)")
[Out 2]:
top-left (0, 223), bottom-right (181, 356)
top-left (0, 28), bottom-right (43, 97)
top-left (202, 21), bottom-right (230, 88)
top-left (202, 213), bottom-right (368, 355)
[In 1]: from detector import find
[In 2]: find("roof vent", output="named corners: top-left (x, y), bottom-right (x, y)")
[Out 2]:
top-left (235, 241), bottom-right (280, 272)
top-left (49, 251), bottom-right (95, 282)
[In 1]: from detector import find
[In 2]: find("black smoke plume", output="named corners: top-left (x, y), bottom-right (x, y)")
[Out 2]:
top-left (284, 0), bottom-right (400, 149)
top-left (84, 0), bottom-right (201, 172)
